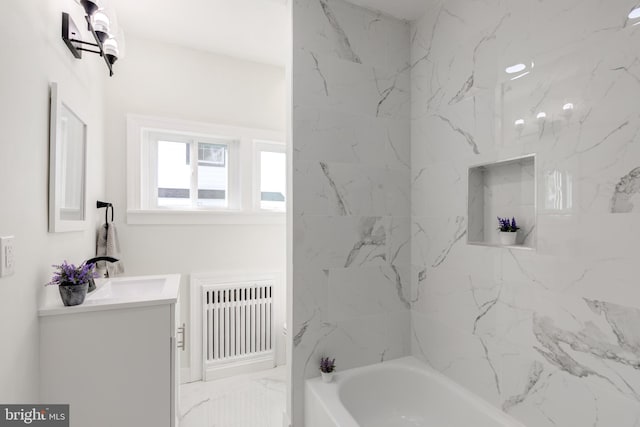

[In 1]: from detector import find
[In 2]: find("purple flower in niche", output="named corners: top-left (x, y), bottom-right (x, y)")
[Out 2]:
top-left (497, 216), bottom-right (520, 232)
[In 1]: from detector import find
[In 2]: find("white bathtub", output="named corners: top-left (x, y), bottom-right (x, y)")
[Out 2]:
top-left (305, 357), bottom-right (525, 427)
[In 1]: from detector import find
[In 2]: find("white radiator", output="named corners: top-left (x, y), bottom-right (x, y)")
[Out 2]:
top-left (201, 280), bottom-right (274, 380)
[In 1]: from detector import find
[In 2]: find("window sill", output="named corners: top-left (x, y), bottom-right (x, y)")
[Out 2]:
top-left (127, 209), bottom-right (286, 225)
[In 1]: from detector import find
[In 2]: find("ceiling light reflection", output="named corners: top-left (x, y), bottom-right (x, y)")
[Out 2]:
top-left (510, 71), bottom-right (530, 81)
top-left (505, 63), bottom-right (526, 74)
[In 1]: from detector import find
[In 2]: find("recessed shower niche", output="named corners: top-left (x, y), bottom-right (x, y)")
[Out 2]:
top-left (468, 154), bottom-right (536, 249)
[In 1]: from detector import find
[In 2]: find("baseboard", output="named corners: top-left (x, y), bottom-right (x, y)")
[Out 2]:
top-left (180, 368), bottom-right (191, 384)
top-left (204, 355), bottom-right (275, 381)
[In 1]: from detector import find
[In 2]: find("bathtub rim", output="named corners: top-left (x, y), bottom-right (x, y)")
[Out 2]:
top-left (305, 356), bottom-right (527, 427)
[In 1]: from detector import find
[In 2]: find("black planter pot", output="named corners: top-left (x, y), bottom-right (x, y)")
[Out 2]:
top-left (58, 282), bottom-right (89, 307)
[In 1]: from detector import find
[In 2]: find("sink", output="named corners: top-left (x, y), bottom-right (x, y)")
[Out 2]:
top-left (39, 274), bottom-right (181, 316)
top-left (89, 278), bottom-right (168, 300)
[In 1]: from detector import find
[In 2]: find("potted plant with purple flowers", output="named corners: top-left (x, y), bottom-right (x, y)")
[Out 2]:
top-left (46, 261), bottom-right (98, 306)
top-left (497, 217), bottom-right (520, 246)
top-left (320, 356), bottom-right (336, 383)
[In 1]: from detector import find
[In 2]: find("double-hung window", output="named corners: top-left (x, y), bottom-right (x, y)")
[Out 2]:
top-left (149, 132), bottom-right (238, 209)
top-left (127, 115), bottom-right (285, 224)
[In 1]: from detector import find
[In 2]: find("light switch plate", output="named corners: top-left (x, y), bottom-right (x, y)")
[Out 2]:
top-left (0, 236), bottom-right (15, 277)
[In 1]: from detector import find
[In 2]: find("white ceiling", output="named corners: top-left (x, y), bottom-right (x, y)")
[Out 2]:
top-left (108, 0), bottom-right (288, 67)
top-left (347, 0), bottom-right (429, 21)
top-left (108, 0), bottom-right (426, 67)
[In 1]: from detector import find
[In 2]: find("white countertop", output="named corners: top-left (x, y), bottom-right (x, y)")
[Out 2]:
top-left (38, 274), bottom-right (181, 317)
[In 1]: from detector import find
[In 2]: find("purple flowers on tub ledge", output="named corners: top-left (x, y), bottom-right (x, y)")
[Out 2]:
top-left (320, 357), bottom-right (336, 373)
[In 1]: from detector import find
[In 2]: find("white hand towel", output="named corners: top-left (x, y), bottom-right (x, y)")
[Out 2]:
top-left (96, 222), bottom-right (125, 276)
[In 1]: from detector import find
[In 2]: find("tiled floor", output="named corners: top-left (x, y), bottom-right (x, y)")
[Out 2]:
top-left (179, 366), bottom-right (287, 427)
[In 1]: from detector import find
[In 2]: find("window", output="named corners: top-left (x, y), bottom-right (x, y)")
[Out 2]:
top-left (255, 141), bottom-right (286, 212)
top-left (153, 134), bottom-right (235, 209)
top-left (127, 115), bottom-right (286, 224)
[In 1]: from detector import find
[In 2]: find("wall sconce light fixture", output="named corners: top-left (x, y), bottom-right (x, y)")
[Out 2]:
top-left (62, 0), bottom-right (123, 76)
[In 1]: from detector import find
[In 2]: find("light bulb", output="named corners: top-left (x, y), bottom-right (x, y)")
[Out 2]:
top-left (103, 38), bottom-right (119, 65)
top-left (92, 12), bottom-right (110, 42)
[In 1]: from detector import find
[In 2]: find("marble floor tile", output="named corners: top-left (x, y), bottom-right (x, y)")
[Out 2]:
top-left (179, 366), bottom-right (287, 427)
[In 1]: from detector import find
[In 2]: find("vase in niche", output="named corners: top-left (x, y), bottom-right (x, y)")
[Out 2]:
top-left (499, 231), bottom-right (517, 246)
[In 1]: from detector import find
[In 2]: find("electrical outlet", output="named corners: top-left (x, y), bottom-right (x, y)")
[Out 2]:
top-left (0, 236), bottom-right (15, 277)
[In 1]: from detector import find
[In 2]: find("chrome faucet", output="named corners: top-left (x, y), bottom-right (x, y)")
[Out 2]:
top-left (84, 256), bottom-right (119, 292)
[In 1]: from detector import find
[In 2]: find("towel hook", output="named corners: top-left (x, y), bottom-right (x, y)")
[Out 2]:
top-left (96, 200), bottom-right (114, 224)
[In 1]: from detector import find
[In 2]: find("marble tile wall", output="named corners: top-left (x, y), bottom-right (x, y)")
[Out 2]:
top-left (291, 0), bottom-right (411, 424)
top-left (411, 0), bottom-right (640, 426)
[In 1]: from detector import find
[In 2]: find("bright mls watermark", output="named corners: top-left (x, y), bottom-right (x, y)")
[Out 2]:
top-left (0, 405), bottom-right (68, 426)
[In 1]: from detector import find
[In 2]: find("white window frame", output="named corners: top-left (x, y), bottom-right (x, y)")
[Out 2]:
top-left (127, 114), bottom-right (285, 225)
top-left (253, 140), bottom-right (287, 213)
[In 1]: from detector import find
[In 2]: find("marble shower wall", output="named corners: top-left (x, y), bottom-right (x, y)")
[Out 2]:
top-left (411, 0), bottom-right (640, 426)
top-left (291, 0), bottom-right (411, 424)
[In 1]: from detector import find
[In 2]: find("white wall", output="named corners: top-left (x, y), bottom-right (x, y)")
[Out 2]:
top-left (291, 1), bottom-right (411, 424)
top-left (104, 37), bottom-right (287, 372)
top-left (0, 0), bottom-right (106, 402)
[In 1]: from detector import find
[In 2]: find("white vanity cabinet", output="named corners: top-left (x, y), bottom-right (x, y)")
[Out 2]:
top-left (39, 275), bottom-right (181, 427)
